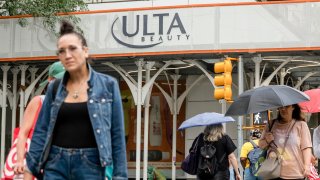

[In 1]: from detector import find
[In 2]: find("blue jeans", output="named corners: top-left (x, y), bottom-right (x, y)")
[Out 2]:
top-left (43, 145), bottom-right (105, 180)
top-left (244, 168), bottom-right (262, 180)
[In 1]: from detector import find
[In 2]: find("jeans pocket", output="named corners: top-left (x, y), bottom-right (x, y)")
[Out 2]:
top-left (45, 151), bottom-right (61, 168)
top-left (82, 153), bottom-right (101, 168)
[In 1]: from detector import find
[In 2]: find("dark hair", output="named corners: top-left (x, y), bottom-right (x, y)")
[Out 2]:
top-left (277, 104), bottom-right (304, 121)
top-left (59, 20), bottom-right (87, 47)
top-left (250, 129), bottom-right (262, 139)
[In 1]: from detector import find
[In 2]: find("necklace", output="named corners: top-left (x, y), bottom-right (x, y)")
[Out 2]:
top-left (72, 90), bottom-right (80, 99)
top-left (71, 79), bottom-right (87, 99)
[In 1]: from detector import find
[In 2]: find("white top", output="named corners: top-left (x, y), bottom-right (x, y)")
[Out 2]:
top-left (313, 126), bottom-right (320, 158)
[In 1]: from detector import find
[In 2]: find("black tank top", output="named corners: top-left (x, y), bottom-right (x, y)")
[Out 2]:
top-left (52, 102), bottom-right (97, 148)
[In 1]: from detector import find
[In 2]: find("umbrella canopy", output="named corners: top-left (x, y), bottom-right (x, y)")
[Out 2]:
top-left (178, 112), bottom-right (235, 130)
top-left (225, 85), bottom-right (310, 116)
top-left (298, 89), bottom-right (320, 113)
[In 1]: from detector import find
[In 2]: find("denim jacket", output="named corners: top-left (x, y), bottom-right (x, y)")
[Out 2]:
top-left (26, 64), bottom-right (128, 179)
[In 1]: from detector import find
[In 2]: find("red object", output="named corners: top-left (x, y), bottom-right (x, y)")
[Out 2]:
top-left (298, 89), bottom-right (320, 113)
top-left (1, 128), bottom-right (31, 179)
top-left (1, 96), bottom-right (43, 180)
top-left (309, 164), bottom-right (320, 180)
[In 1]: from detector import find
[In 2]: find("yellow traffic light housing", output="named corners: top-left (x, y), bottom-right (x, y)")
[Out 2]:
top-left (214, 85), bottom-right (232, 101)
top-left (213, 58), bottom-right (236, 101)
top-left (214, 59), bottom-right (232, 74)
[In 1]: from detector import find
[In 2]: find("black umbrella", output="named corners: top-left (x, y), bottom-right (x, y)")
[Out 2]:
top-left (225, 85), bottom-right (310, 116)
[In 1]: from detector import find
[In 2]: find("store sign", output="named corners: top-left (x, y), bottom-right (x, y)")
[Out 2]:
top-left (111, 13), bottom-right (190, 48)
top-left (2, 2), bottom-right (320, 59)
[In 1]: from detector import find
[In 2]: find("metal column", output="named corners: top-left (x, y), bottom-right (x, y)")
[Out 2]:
top-left (171, 74), bottom-right (180, 180)
top-left (237, 56), bottom-right (244, 173)
top-left (1, 65), bottom-right (10, 174)
top-left (142, 62), bottom-right (154, 180)
top-left (19, 65), bottom-right (28, 124)
top-left (135, 59), bottom-right (144, 179)
top-left (10, 67), bottom-right (19, 143)
top-left (29, 67), bottom-right (38, 98)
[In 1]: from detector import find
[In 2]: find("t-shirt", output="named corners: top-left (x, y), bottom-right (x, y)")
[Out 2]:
top-left (313, 126), bottom-right (320, 158)
top-left (196, 134), bottom-right (237, 171)
top-left (261, 120), bottom-right (312, 179)
top-left (240, 139), bottom-right (259, 168)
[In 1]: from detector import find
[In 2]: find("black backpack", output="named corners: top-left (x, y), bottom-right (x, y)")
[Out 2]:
top-left (197, 142), bottom-right (218, 178)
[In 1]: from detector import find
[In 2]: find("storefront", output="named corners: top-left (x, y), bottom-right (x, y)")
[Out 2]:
top-left (1, 0), bottom-right (320, 178)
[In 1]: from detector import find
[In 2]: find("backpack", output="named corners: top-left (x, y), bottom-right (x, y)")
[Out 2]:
top-left (197, 142), bottom-right (219, 178)
top-left (248, 120), bottom-right (276, 176)
top-left (247, 140), bottom-right (266, 175)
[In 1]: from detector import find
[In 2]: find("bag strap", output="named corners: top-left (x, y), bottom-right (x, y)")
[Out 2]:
top-left (203, 140), bottom-right (225, 164)
top-left (268, 119), bottom-right (276, 132)
top-left (280, 120), bottom-right (296, 155)
top-left (42, 79), bottom-right (61, 166)
top-left (249, 139), bottom-right (258, 148)
top-left (190, 133), bottom-right (203, 153)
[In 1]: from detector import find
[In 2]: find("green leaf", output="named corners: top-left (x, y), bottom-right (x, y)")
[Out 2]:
top-left (0, 0), bottom-right (88, 36)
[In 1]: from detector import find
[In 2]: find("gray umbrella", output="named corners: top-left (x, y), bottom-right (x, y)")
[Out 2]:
top-left (225, 85), bottom-right (310, 116)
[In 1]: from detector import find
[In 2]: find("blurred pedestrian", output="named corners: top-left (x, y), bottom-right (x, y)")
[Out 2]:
top-left (240, 129), bottom-right (262, 180)
top-left (313, 125), bottom-right (320, 159)
top-left (1, 62), bottom-right (65, 180)
top-left (24, 20), bottom-right (127, 179)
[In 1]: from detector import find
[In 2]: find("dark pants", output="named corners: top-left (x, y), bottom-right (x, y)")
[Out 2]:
top-left (197, 170), bottom-right (230, 180)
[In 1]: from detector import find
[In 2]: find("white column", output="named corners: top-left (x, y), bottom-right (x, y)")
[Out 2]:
top-left (29, 67), bottom-right (38, 98)
top-left (252, 55), bottom-right (262, 88)
top-left (237, 56), bottom-right (244, 174)
top-left (279, 68), bottom-right (286, 85)
top-left (10, 67), bottom-right (20, 142)
top-left (142, 62), bottom-right (154, 180)
top-left (248, 72), bottom-right (254, 126)
top-left (103, 61), bottom-right (171, 179)
top-left (260, 58), bottom-right (291, 86)
top-left (19, 65), bottom-right (28, 125)
top-left (171, 74), bottom-right (180, 180)
top-left (135, 59), bottom-right (144, 180)
top-left (154, 75), bottom-right (205, 179)
top-left (1, 65), bottom-right (11, 175)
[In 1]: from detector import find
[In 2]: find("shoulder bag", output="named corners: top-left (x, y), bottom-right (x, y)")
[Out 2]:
top-left (257, 121), bottom-right (296, 179)
top-left (181, 133), bottom-right (202, 175)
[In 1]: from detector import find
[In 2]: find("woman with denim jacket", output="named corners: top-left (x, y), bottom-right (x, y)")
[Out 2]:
top-left (24, 20), bottom-right (128, 180)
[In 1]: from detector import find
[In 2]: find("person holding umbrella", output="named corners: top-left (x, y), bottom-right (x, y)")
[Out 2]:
top-left (179, 112), bottom-right (241, 179)
top-left (195, 124), bottom-right (241, 180)
top-left (259, 104), bottom-right (312, 179)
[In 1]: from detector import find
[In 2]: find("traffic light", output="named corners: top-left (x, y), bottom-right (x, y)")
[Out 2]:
top-left (213, 58), bottom-right (236, 101)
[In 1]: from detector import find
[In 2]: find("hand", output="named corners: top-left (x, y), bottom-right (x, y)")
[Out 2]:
top-left (311, 156), bottom-right (317, 165)
top-left (268, 151), bottom-right (277, 158)
top-left (265, 132), bottom-right (274, 144)
top-left (23, 171), bottom-right (34, 180)
top-left (236, 174), bottom-right (242, 180)
top-left (13, 162), bottom-right (25, 175)
top-left (304, 164), bottom-right (311, 177)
